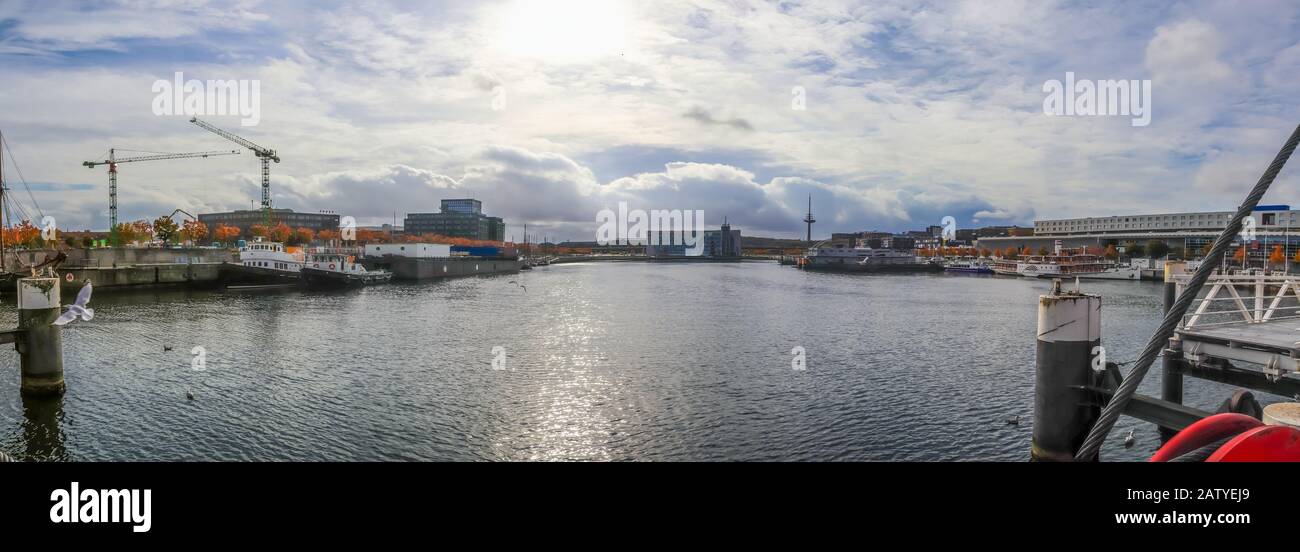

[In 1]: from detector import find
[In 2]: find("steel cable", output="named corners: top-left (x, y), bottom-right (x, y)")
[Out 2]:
top-left (1074, 123), bottom-right (1300, 461)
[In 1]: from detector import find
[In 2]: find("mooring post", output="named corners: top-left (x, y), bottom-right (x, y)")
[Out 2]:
top-left (1032, 279), bottom-right (1102, 461)
top-left (17, 277), bottom-right (64, 397)
top-left (1159, 262), bottom-right (1185, 442)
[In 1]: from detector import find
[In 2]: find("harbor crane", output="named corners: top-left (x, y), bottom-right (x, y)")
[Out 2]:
top-left (189, 117), bottom-right (279, 226)
top-left (82, 149), bottom-right (240, 245)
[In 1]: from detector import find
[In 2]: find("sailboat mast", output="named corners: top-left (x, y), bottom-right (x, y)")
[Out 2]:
top-left (1, 128), bottom-right (6, 271)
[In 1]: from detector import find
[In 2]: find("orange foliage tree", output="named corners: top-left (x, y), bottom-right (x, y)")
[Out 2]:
top-left (181, 220), bottom-right (209, 243)
top-left (317, 229), bottom-right (340, 242)
top-left (3, 220), bottom-right (42, 248)
top-left (294, 227), bottom-right (315, 245)
top-left (270, 222), bottom-right (292, 243)
top-left (249, 224), bottom-right (269, 238)
top-left (214, 224), bottom-right (240, 243)
top-left (1269, 245), bottom-right (1285, 267)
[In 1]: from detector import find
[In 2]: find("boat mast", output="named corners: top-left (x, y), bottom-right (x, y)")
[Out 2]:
top-left (1, 128), bottom-right (5, 272)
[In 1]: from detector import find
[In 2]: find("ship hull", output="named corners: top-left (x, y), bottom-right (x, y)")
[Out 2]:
top-left (361, 256), bottom-right (521, 280)
top-left (301, 267), bottom-right (391, 288)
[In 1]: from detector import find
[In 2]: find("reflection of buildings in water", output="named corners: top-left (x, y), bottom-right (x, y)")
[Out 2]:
top-left (21, 395), bottom-right (66, 461)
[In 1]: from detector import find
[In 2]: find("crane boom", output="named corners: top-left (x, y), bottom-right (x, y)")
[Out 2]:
top-left (189, 117), bottom-right (279, 225)
top-left (82, 148), bottom-right (240, 245)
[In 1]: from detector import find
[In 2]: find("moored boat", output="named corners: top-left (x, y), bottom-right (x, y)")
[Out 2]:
top-left (944, 259), bottom-right (995, 274)
top-left (301, 249), bottom-right (391, 287)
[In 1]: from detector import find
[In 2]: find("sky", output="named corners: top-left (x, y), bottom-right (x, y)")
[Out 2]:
top-left (0, 0), bottom-right (1298, 242)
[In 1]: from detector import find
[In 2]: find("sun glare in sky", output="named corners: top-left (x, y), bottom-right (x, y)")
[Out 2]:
top-left (495, 0), bottom-right (628, 63)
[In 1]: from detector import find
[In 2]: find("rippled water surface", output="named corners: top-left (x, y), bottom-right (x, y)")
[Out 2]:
top-left (0, 262), bottom-right (1271, 461)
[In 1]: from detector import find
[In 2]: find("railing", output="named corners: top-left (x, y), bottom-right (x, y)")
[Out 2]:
top-left (1173, 273), bottom-right (1300, 329)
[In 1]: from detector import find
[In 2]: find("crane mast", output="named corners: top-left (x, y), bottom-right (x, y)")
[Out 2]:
top-left (83, 149), bottom-right (239, 245)
top-left (189, 117), bottom-right (279, 226)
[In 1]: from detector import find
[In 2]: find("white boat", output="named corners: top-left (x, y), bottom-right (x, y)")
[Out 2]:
top-left (301, 249), bottom-right (391, 287)
top-left (991, 259), bottom-right (1021, 275)
top-left (1017, 251), bottom-right (1141, 280)
top-left (237, 240), bottom-right (304, 273)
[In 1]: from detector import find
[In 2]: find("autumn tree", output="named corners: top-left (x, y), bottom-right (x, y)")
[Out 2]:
top-left (249, 224), bottom-right (269, 238)
top-left (317, 229), bottom-right (340, 242)
top-left (1146, 240), bottom-right (1169, 259)
top-left (270, 222), bottom-right (292, 243)
top-left (1037, 246), bottom-right (1050, 256)
top-left (1234, 245), bottom-right (1246, 262)
top-left (214, 224), bottom-right (241, 243)
top-left (1269, 245), bottom-right (1285, 267)
top-left (181, 220), bottom-right (209, 243)
top-left (294, 227), bottom-right (315, 245)
top-left (153, 215), bottom-right (180, 243)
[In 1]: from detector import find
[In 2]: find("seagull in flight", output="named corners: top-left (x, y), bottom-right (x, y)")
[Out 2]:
top-left (53, 280), bottom-right (93, 326)
top-left (508, 280), bottom-right (526, 293)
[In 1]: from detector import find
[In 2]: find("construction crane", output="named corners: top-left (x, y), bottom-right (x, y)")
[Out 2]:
top-left (189, 117), bottom-right (279, 226)
top-left (83, 149), bottom-right (239, 245)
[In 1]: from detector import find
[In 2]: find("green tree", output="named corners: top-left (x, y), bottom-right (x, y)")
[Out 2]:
top-left (1126, 242), bottom-right (1146, 258)
top-left (153, 215), bottom-right (180, 243)
top-left (1146, 240), bottom-right (1169, 259)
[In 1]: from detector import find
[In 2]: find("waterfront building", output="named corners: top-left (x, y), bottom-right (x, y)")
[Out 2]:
top-left (646, 223), bottom-right (743, 258)
top-left (977, 205), bottom-right (1300, 264)
top-left (197, 209), bottom-right (340, 236)
top-left (404, 199), bottom-right (506, 241)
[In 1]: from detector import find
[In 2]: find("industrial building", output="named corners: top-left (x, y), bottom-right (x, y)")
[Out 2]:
top-left (197, 209), bottom-right (340, 236)
top-left (404, 199), bottom-right (505, 241)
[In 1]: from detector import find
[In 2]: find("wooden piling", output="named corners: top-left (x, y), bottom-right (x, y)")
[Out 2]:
top-left (1032, 279), bottom-right (1102, 461)
top-left (17, 277), bottom-right (64, 397)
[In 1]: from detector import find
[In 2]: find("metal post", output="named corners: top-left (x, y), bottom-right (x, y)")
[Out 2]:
top-left (1160, 262), bottom-right (1185, 442)
top-left (1032, 279), bottom-right (1102, 461)
top-left (17, 277), bottom-right (64, 397)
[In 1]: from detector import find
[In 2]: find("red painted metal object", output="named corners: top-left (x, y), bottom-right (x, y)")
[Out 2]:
top-left (1207, 425), bottom-right (1300, 462)
top-left (1149, 413), bottom-right (1262, 462)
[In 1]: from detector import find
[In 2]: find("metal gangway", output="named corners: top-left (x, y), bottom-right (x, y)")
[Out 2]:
top-left (1170, 271), bottom-right (1300, 390)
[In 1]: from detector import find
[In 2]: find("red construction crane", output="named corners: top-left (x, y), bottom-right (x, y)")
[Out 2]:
top-left (83, 148), bottom-right (239, 245)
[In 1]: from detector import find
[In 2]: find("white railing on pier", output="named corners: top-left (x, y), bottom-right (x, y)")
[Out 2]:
top-left (1172, 273), bottom-right (1300, 330)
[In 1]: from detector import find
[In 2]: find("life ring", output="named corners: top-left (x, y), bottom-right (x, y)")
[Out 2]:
top-left (65, 272), bottom-right (74, 282)
top-left (313, 263), bottom-right (320, 268)
top-left (329, 263), bottom-right (336, 270)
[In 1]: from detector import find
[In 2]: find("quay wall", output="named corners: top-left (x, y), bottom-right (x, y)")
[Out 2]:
top-left (8, 247), bottom-right (235, 269)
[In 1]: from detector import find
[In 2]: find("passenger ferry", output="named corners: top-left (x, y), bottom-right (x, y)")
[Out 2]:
top-left (991, 259), bottom-right (1022, 276)
top-left (238, 240), bottom-right (304, 273)
top-left (1016, 250), bottom-right (1142, 280)
top-left (944, 259), bottom-right (994, 274)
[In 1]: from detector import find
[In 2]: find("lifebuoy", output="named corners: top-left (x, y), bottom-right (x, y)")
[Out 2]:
top-left (329, 263), bottom-right (336, 270)
top-left (313, 263), bottom-right (320, 268)
top-left (65, 273), bottom-right (74, 282)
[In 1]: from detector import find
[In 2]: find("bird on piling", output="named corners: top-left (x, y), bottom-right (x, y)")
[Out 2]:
top-left (1005, 415), bottom-right (1020, 426)
top-left (1124, 429), bottom-right (1135, 448)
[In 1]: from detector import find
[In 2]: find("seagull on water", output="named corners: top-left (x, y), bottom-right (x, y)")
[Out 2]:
top-left (186, 388), bottom-right (194, 401)
top-left (52, 280), bottom-right (93, 326)
top-left (163, 345), bottom-right (173, 352)
top-left (1124, 429), bottom-right (1135, 448)
top-left (1006, 415), bottom-right (1020, 426)
top-left (508, 280), bottom-right (527, 293)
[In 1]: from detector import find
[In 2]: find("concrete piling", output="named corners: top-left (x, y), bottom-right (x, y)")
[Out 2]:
top-left (17, 277), bottom-right (64, 397)
top-left (1032, 279), bottom-right (1102, 461)
top-left (1160, 262), bottom-right (1185, 442)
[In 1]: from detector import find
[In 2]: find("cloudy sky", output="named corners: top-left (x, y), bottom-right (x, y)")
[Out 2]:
top-left (1, 0), bottom-right (1298, 241)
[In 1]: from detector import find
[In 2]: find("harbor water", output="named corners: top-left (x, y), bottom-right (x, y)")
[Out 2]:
top-left (0, 262), bottom-right (1266, 461)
